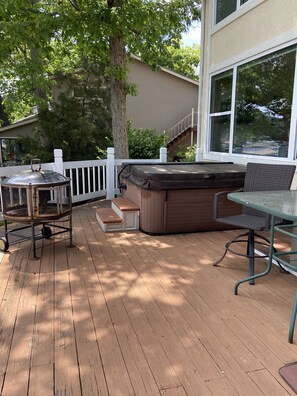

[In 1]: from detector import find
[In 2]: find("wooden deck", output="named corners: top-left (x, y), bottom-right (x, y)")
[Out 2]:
top-left (0, 201), bottom-right (297, 395)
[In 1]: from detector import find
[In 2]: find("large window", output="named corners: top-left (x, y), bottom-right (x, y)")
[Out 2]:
top-left (216, 0), bottom-right (251, 24)
top-left (209, 46), bottom-right (297, 158)
top-left (210, 71), bottom-right (233, 152)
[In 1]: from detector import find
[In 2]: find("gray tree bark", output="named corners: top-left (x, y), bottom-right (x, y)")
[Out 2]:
top-left (109, 33), bottom-right (129, 159)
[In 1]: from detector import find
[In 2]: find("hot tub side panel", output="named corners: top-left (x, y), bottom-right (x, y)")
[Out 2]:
top-left (123, 181), bottom-right (242, 234)
top-left (122, 180), bottom-right (167, 233)
top-left (166, 188), bottom-right (241, 233)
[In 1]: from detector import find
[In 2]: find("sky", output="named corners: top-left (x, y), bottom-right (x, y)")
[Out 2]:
top-left (181, 22), bottom-right (201, 46)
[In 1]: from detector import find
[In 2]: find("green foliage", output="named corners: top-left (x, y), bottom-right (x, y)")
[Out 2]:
top-left (20, 64), bottom-right (112, 162)
top-left (158, 41), bottom-right (200, 80)
top-left (128, 123), bottom-right (168, 159)
top-left (176, 144), bottom-right (197, 162)
top-left (0, 0), bottom-right (201, 157)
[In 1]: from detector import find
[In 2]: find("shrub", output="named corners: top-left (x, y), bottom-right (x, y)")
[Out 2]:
top-left (175, 144), bottom-right (197, 162)
top-left (128, 123), bottom-right (168, 159)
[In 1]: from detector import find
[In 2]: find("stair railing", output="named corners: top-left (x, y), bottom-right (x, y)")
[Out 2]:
top-left (168, 109), bottom-right (198, 143)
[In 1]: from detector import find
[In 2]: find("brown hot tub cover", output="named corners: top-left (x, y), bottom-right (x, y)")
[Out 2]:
top-left (119, 162), bottom-right (246, 190)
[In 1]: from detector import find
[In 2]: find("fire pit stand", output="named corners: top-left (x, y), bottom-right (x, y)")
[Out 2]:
top-left (0, 160), bottom-right (73, 259)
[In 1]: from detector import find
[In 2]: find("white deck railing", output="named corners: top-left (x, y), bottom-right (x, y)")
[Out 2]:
top-left (0, 147), bottom-right (168, 204)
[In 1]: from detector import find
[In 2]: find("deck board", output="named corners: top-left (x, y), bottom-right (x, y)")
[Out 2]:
top-left (0, 201), bottom-right (296, 395)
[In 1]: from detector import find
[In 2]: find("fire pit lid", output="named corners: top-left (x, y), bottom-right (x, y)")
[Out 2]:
top-left (1, 159), bottom-right (70, 187)
top-left (1, 169), bottom-right (70, 187)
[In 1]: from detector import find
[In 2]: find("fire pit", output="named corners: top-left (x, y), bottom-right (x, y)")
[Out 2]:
top-left (0, 160), bottom-right (72, 258)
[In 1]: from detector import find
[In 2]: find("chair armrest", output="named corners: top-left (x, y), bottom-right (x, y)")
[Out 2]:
top-left (213, 188), bottom-right (243, 220)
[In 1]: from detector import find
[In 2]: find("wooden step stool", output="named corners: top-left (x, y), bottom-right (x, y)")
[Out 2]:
top-left (96, 198), bottom-right (140, 232)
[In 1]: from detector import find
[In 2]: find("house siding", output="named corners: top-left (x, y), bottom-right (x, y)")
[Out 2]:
top-left (198, 0), bottom-right (297, 172)
top-left (127, 58), bottom-right (198, 133)
top-left (1, 60), bottom-right (199, 140)
top-left (211, 0), bottom-right (297, 69)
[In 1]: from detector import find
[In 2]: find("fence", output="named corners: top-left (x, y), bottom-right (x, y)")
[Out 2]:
top-left (0, 147), bottom-right (168, 204)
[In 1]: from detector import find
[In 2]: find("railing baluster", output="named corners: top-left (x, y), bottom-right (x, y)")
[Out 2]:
top-left (92, 166), bottom-right (95, 193)
top-left (76, 168), bottom-right (79, 195)
top-left (0, 148), bottom-right (168, 207)
top-left (168, 111), bottom-right (198, 143)
top-left (82, 168), bottom-right (86, 194)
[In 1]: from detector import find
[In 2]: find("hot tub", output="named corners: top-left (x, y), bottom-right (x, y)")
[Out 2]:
top-left (119, 162), bottom-right (246, 234)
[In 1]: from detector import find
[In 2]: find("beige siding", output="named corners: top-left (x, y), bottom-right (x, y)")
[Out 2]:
top-left (127, 59), bottom-right (198, 133)
top-left (211, 0), bottom-right (297, 68)
top-left (198, 0), bottom-right (297, 164)
top-left (0, 118), bottom-right (38, 138)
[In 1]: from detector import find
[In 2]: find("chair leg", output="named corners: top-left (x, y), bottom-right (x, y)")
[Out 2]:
top-left (213, 246), bottom-right (228, 266)
top-left (213, 230), bottom-right (256, 285)
top-left (213, 231), bottom-right (249, 266)
top-left (289, 291), bottom-right (297, 343)
top-left (247, 230), bottom-right (255, 285)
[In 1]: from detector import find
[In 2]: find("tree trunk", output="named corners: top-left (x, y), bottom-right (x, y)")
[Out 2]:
top-left (109, 34), bottom-right (129, 159)
top-left (0, 95), bottom-right (10, 127)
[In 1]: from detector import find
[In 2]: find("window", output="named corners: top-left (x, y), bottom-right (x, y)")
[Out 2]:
top-left (0, 138), bottom-right (24, 165)
top-left (209, 70), bottom-right (233, 152)
top-left (209, 45), bottom-right (297, 158)
top-left (216, 0), bottom-right (251, 24)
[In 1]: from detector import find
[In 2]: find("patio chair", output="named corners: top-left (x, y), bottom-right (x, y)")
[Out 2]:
top-left (213, 162), bottom-right (296, 284)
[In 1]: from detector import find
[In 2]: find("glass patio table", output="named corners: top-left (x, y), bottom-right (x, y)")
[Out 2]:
top-left (228, 189), bottom-right (297, 343)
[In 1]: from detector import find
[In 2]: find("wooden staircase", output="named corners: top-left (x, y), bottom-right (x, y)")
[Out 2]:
top-left (167, 127), bottom-right (197, 158)
top-left (96, 198), bottom-right (140, 232)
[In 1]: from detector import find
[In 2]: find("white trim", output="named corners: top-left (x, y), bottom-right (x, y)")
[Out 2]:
top-left (289, 53), bottom-right (297, 160)
top-left (203, 151), bottom-right (297, 166)
top-left (203, 0), bottom-right (214, 156)
top-left (213, 0), bottom-right (266, 33)
top-left (229, 66), bottom-right (237, 154)
top-left (211, 31), bottom-right (297, 75)
top-left (196, 0), bottom-right (206, 160)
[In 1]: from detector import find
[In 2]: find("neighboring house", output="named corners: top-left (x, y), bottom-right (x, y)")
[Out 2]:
top-left (128, 56), bottom-right (198, 128)
top-left (197, 0), bottom-right (297, 181)
top-left (0, 114), bottom-right (37, 163)
top-left (0, 58), bottom-right (199, 163)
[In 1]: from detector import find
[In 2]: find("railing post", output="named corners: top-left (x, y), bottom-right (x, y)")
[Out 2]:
top-left (159, 147), bottom-right (167, 163)
top-left (53, 149), bottom-right (64, 175)
top-left (106, 147), bottom-right (115, 199)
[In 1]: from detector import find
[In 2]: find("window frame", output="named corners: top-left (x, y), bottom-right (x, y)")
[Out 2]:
top-left (207, 45), bottom-right (297, 161)
top-left (214, 0), bottom-right (251, 25)
top-left (213, 0), bottom-right (265, 32)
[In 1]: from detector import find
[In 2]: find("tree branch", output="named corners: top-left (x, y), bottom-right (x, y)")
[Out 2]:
top-left (68, 0), bottom-right (81, 11)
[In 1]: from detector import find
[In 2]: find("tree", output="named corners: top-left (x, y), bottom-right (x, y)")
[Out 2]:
top-left (60, 0), bottom-right (201, 158)
top-left (0, 0), bottom-right (59, 120)
top-left (0, 0), bottom-right (201, 159)
top-left (21, 63), bottom-right (112, 162)
top-left (0, 95), bottom-right (10, 127)
top-left (158, 42), bottom-right (200, 80)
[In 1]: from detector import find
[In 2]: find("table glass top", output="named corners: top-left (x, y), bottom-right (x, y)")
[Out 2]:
top-left (228, 190), bottom-right (297, 221)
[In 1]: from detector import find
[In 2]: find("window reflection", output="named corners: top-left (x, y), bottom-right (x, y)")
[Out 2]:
top-left (210, 116), bottom-right (230, 153)
top-left (216, 0), bottom-right (250, 24)
top-left (233, 46), bottom-right (296, 157)
top-left (210, 71), bottom-right (233, 113)
top-left (216, 0), bottom-right (237, 23)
